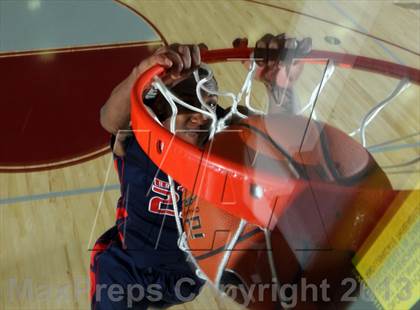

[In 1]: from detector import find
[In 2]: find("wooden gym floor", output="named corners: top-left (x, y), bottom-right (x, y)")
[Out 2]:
top-left (1, 1), bottom-right (418, 309)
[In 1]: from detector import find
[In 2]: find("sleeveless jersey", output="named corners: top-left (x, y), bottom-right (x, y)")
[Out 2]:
top-left (112, 134), bottom-right (186, 263)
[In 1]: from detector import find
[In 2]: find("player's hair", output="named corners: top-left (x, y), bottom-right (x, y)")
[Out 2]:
top-left (145, 68), bottom-right (218, 122)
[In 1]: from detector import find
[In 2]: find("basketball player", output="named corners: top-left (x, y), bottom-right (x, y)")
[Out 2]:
top-left (91, 34), bottom-right (311, 309)
top-left (90, 45), bottom-right (214, 310)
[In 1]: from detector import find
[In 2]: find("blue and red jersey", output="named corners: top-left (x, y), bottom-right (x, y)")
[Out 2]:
top-left (112, 133), bottom-right (186, 263)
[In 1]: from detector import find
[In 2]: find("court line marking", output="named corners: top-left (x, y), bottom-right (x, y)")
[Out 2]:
top-left (327, 0), bottom-right (405, 65)
top-left (0, 138), bottom-right (418, 206)
top-left (87, 154), bottom-right (117, 249)
top-left (1, 1), bottom-right (417, 205)
top-left (0, 184), bottom-right (120, 206)
top-left (246, 0), bottom-right (419, 56)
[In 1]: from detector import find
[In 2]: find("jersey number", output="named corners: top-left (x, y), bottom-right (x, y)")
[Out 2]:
top-left (148, 178), bottom-right (182, 217)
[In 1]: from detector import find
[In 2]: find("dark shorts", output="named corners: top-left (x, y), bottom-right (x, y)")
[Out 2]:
top-left (90, 227), bottom-right (205, 310)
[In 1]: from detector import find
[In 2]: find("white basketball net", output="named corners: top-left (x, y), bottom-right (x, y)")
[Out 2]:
top-left (149, 55), bottom-right (416, 300)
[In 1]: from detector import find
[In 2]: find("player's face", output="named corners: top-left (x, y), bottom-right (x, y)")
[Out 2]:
top-left (173, 112), bottom-right (210, 146)
top-left (162, 95), bottom-right (216, 146)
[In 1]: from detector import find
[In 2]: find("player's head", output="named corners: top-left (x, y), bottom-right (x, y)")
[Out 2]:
top-left (146, 69), bottom-right (218, 146)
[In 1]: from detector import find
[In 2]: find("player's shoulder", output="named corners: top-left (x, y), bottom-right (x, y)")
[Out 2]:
top-left (111, 130), bottom-right (148, 160)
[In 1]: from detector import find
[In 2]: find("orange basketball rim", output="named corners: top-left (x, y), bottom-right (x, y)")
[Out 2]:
top-left (130, 47), bottom-right (418, 229)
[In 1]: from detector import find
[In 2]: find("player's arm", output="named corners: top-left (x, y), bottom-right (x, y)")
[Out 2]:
top-left (100, 54), bottom-right (172, 136)
top-left (100, 45), bottom-right (202, 155)
top-left (233, 34), bottom-right (312, 115)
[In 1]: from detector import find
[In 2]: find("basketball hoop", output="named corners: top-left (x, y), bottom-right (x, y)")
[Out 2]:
top-left (130, 46), bottom-right (419, 308)
top-left (130, 47), bottom-right (419, 228)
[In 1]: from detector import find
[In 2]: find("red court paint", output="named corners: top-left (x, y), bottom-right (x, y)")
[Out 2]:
top-left (0, 43), bottom-right (163, 172)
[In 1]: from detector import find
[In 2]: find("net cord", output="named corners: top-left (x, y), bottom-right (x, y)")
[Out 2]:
top-left (214, 219), bottom-right (248, 289)
top-left (153, 76), bottom-right (218, 136)
top-left (264, 228), bottom-right (286, 303)
top-left (160, 60), bottom-right (271, 288)
top-left (361, 79), bottom-right (411, 147)
top-left (194, 61), bottom-right (265, 132)
top-left (347, 78), bottom-right (411, 147)
top-left (298, 59), bottom-right (336, 120)
top-left (148, 54), bottom-right (417, 295)
top-left (160, 58), bottom-right (335, 292)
